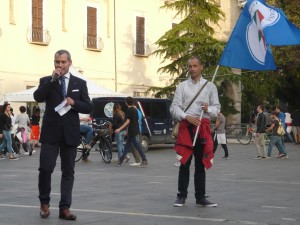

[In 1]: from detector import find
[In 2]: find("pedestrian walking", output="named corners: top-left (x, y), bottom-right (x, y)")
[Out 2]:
top-left (266, 111), bottom-right (288, 159)
top-left (114, 97), bottom-right (148, 167)
top-left (213, 112), bottom-right (229, 159)
top-left (253, 105), bottom-right (267, 159)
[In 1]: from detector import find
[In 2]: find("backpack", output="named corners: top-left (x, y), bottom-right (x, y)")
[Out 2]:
top-left (277, 119), bottom-right (285, 136)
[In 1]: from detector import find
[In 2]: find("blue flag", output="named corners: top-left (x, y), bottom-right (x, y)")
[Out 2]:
top-left (219, 0), bottom-right (300, 71)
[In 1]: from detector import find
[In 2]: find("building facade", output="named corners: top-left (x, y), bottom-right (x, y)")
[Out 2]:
top-left (0, 0), bottom-right (242, 122)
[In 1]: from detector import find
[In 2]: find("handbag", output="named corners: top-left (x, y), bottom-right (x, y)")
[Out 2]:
top-left (172, 81), bottom-right (209, 139)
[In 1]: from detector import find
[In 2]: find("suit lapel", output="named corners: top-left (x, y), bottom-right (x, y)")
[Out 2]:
top-left (67, 74), bottom-right (77, 97)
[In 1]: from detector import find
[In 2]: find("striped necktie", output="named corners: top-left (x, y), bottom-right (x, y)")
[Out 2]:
top-left (60, 76), bottom-right (67, 99)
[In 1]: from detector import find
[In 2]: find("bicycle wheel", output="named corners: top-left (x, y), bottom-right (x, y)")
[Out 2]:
top-left (238, 129), bottom-right (252, 145)
top-left (99, 137), bottom-right (112, 163)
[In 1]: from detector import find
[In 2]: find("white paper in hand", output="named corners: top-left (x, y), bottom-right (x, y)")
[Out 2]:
top-left (55, 99), bottom-right (71, 116)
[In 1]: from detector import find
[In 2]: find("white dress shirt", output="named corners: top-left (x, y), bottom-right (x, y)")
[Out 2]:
top-left (170, 76), bottom-right (220, 121)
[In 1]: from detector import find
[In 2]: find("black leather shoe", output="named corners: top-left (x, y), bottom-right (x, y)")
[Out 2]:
top-left (59, 208), bottom-right (77, 220)
top-left (40, 204), bottom-right (50, 218)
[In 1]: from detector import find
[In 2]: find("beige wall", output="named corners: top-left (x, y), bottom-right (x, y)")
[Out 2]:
top-left (0, 0), bottom-right (240, 109)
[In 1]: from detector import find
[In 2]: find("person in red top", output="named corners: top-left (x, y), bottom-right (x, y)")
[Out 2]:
top-left (170, 56), bottom-right (220, 208)
top-left (30, 108), bottom-right (41, 147)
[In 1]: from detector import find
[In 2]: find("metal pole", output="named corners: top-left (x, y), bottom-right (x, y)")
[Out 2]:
top-left (113, 0), bottom-right (117, 91)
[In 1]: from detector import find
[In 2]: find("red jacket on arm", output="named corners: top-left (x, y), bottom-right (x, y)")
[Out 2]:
top-left (175, 118), bottom-right (214, 169)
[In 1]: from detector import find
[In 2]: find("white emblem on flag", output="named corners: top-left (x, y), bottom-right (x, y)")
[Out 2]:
top-left (246, 1), bottom-right (280, 65)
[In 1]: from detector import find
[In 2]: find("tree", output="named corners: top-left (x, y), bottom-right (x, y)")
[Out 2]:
top-left (150, 0), bottom-right (232, 97)
top-left (149, 0), bottom-right (239, 116)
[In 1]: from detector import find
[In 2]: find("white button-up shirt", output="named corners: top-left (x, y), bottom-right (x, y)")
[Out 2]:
top-left (170, 76), bottom-right (220, 121)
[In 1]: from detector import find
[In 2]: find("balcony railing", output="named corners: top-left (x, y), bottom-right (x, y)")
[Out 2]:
top-left (83, 35), bottom-right (104, 52)
top-left (133, 42), bottom-right (151, 57)
top-left (26, 27), bottom-right (51, 46)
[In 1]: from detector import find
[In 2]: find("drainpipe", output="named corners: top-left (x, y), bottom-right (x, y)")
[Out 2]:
top-left (114, 0), bottom-right (117, 91)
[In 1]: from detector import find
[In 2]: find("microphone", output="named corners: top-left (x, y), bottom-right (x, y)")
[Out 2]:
top-left (50, 73), bottom-right (59, 83)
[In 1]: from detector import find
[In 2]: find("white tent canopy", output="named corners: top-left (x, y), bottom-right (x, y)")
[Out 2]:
top-left (4, 67), bottom-right (126, 102)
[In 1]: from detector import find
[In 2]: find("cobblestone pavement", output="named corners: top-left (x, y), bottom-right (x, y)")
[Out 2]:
top-left (0, 142), bottom-right (299, 225)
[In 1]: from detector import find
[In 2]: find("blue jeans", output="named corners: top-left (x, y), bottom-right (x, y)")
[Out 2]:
top-left (80, 125), bottom-right (93, 145)
top-left (0, 130), bottom-right (13, 153)
top-left (115, 130), bottom-right (126, 158)
top-left (119, 135), bottom-right (146, 163)
top-left (268, 135), bottom-right (287, 157)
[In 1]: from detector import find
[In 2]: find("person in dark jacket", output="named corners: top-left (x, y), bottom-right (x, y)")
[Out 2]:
top-left (0, 103), bottom-right (19, 160)
top-left (254, 105), bottom-right (267, 159)
top-left (33, 49), bottom-right (92, 220)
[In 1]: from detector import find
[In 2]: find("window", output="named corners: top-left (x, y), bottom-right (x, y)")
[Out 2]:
top-left (32, 0), bottom-right (43, 42)
top-left (142, 102), bottom-right (168, 119)
top-left (135, 16), bottom-right (145, 55)
top-left (133, 91), bottom-right (147, 97)
top-left (9, 0), bottom-right (16, 24)
top-left (87, 6), bottom-right (97, 49)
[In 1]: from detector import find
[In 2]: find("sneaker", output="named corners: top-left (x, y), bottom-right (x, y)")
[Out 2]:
top-left (276, 153), bottom-right (284, 158)
top-left (113, 160), bottom-right (122, 166)
top-left (111, 157), bottom-right (119, 163)
top-left (124, 154), bottom-right (130, 163)
top-left (82, 158), bottom-right (92, 163)
top-left (23, 152), bottom-right (30, 156)
top-left (130, 162), bottom-right (141, 166)
top-left (29, 149), bottom-right (36, 156)
top-left (139, 161), bottom-right (148, 168)
top-left (254, 156), bottom-right (262, 159)
top-left (0, 154), bottom-right (6, 160)
top-left (84, 144), bottom-right (92, 150)
top-left (174, 162), bottom-right (181, 167)
top-left (9, 155), bottom-right (19, 160)
top-left (196, 197), bottom-right (218, 207)
top-left (173, 197), bottom-right (186, 207)
top-left (262, 156), bottom-right (271, 159)
top-left (222, 156), bottom-right (229, 159)
top-left (281, 155), bottom-right (288, 159)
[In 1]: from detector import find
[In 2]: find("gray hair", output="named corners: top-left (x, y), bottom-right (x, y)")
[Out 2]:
top-left (55, 49), bottom-right (72, 60)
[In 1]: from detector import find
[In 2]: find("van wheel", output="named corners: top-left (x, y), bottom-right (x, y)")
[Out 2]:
top-left (140, 135), bottom-right (149, 152)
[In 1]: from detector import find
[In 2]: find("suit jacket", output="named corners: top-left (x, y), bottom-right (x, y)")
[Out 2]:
top-left (33, 74), bottom-right (92, 146)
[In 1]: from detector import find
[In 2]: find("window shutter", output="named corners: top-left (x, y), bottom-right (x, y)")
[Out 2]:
top-left (87, 7), bottom-right (97, 49)
top-left (136, 16), bottom-right (145, 55)
top-left (32, 0), bottom-right (43, 42)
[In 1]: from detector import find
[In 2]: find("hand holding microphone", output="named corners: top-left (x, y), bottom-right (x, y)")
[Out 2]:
top-left (51, 69), bottom-right (62, 83)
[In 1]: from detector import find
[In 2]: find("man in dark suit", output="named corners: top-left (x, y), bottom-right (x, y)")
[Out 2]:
top-left (34, 49), bottom-right (92, 220)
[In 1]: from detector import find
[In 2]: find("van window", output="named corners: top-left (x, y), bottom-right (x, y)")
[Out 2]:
top-left (141, 102), bottom-right (167, 119)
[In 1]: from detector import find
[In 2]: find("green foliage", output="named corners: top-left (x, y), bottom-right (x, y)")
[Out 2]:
top-left (151, 0), bottom-right (226, 85)
top-left (217, 83), bottom-right (239, 117)
top-left (149, 0), bottom-right (237, 102)
top-left (240, 71), bottom-right (280, 122)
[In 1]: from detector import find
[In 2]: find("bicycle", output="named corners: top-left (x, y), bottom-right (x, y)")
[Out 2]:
top-left (237, 124), bottom-right (253, 145)
top-left (238, 124), bottom-right (271, 145)
top-left (75, 121), bottom-right (113, 163)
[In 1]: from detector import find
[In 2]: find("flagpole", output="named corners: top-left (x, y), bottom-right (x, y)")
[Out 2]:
top-left (192, 65), bottom-right (220, 146)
